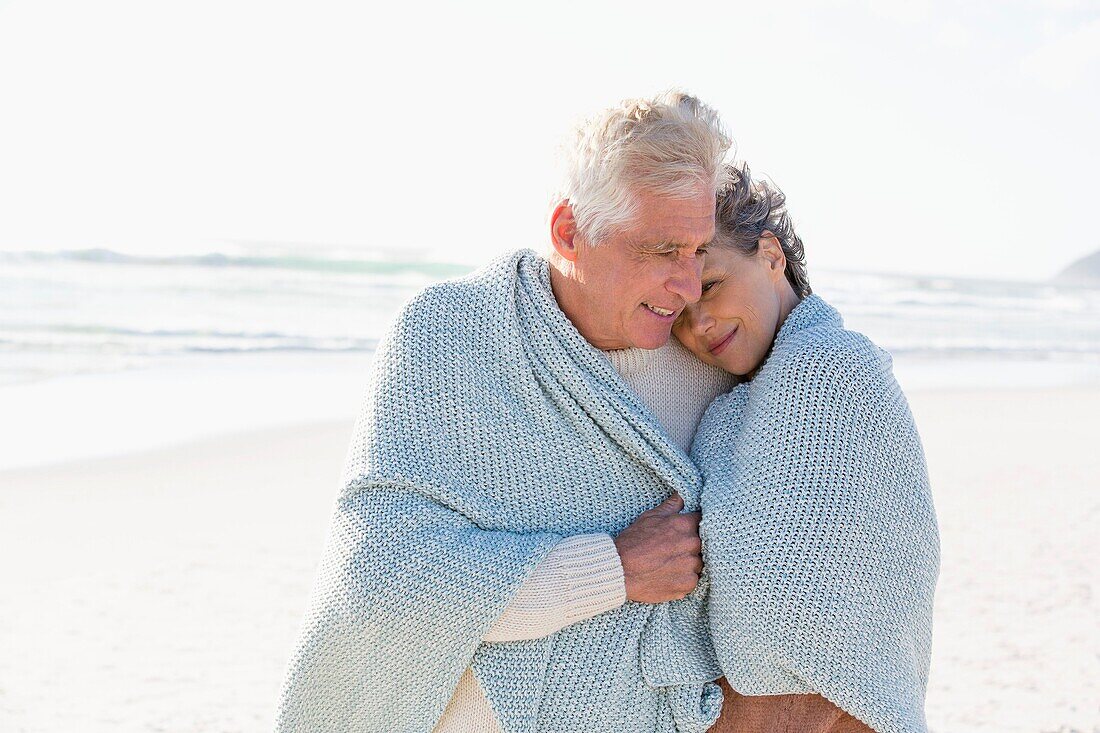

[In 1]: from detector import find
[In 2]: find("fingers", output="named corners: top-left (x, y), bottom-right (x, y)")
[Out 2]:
top-left (651, 495), bottom-right (701, 528)
top-left (620, 493), bottom-right (708, 603)
top-left (678, 510), bottom-right (701, 531)
top-left (671, 512), bottom-right (701, 550)
top-left (652, 492), bottom-right (685, 514)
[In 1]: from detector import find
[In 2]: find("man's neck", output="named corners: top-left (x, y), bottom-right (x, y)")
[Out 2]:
top-left (548, 256), bottom-right (629, 350)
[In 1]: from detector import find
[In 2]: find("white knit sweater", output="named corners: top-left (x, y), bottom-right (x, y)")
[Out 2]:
top-left (432, 337), bottom-right (735, 732)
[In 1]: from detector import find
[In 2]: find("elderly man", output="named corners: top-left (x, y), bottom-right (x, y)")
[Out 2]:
top-left (275, 91), bottom-right (867, 733)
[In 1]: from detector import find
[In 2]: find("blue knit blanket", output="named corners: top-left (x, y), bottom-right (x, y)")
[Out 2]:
top-left (643, 294), bottom-right (940, 733)
top-left (275, 248), bottom-right (725, 733)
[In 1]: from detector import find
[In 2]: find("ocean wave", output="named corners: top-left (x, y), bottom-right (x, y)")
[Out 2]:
top-left (884, 345), bottom-right (1100, 360)
top-left (0, 339), bottom-right (377, 356)
top-left (3, 248), bottom-right (1100, 388)
top-left (0, 247), bottom-right (474, 278)
top-left (0, 323), bottom-right (372, 340)
top-left (0, 325), bottom-right (379, 355)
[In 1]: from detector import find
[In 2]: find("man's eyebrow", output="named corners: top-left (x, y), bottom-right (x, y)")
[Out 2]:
top-left (636, 240), bottom-right (689, 252)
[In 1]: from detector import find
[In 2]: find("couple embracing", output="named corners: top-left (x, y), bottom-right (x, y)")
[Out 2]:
top-left (274, 91), bottom-right (939, 733)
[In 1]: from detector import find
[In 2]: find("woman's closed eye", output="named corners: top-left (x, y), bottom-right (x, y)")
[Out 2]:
top-left (701, 279), bottom-right (721, 293)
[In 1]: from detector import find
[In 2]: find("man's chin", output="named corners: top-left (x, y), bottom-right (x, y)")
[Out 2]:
top-left (629, 326), bottom-right (674, 350)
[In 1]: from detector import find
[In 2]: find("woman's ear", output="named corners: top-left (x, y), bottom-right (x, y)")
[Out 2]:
top-left (758, 230), bottom-right (788, 282)
top-left (550, 200), bottom-right (579, 262)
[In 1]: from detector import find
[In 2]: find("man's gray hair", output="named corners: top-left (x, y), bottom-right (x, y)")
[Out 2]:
top-left (559, 90), bottom-right (733, 245)
top-left (714, 162), bottom-right (812, 298)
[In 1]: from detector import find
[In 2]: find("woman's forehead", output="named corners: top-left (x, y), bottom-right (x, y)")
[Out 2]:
top-left (702, 244), bottom-right (748, 274)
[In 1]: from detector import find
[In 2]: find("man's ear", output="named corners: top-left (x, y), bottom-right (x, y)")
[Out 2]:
top-left (758, 230), bottom-right (787, 282)
top-left (550, 200), bottom-right (579, 262)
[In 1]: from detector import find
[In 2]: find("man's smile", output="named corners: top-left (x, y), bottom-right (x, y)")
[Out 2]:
top-left (642, 302), bottom-right (677, 319)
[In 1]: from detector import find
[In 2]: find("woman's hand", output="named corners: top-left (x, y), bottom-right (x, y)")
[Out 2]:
top-left (708, 676), bottom-right (875, 733)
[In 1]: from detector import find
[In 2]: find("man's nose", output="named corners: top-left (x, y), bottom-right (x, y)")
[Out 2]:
top-left (666, 255), bottom-right (703, 304)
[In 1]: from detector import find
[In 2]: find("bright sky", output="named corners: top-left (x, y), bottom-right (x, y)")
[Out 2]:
top-left (0, 0), bottom-right (1097, 280)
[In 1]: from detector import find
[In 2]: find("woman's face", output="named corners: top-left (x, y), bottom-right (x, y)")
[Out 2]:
top-left (672, 237), bottom-right (795, 376)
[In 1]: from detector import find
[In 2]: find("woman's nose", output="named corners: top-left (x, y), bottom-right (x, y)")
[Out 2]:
top-left (680, 303), bottom-right (714, 336)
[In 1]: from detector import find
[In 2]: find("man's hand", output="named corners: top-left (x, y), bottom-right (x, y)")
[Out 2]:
top-left (612, 492), bottom-right (703, 603)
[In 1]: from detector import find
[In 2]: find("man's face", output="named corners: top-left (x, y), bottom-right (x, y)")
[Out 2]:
top-left (570, 185), bottom-right (715, 350)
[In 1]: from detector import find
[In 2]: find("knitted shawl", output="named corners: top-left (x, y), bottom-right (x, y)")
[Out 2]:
top-left (274, 248), bottom-right (724, 733)
top-left (643, 294), bottom-right (940, 733)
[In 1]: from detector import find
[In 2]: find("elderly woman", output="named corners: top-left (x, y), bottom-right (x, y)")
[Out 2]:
top-left (669, 165), bottom-right (941, 733)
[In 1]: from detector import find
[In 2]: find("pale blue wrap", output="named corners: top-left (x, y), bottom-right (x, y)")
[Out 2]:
top-left (274, 249), bottom-right (725, 733)
top-left (644, 294), bottom-right (940, 733)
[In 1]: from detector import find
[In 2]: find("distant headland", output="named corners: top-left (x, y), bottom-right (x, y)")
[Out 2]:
top-left (1056, 250), bottom-right (1100, 285)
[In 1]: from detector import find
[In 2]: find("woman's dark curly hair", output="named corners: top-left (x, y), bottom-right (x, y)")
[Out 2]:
top-left (712, 162), bottom-right (811, 298)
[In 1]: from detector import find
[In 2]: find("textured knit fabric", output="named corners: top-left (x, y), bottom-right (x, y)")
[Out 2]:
top-left (275, 249), bottom-right (733, 733)
top-left (435, 668), bottom-right (508, 733)
top-left (437, 533), bottom-right (626, 733)
top-left (484, 533), bottom-right (627, 643)
top-left (434, 341), bottom-right (736, 732)
top-left (643, 294), bottom-right (941, 733)
top-left (603, 338), bottom-right (735, 455)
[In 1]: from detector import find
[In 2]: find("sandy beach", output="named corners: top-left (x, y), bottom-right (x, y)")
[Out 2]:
top-left (1, 386), bottom-right (1098, 733)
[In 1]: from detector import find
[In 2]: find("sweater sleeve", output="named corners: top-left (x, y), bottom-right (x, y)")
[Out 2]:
top-left (482, 532), bottom-right (627, 643)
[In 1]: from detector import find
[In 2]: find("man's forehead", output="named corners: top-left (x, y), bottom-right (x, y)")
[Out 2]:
top-left (623, 189), bottom-right (716, 245)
